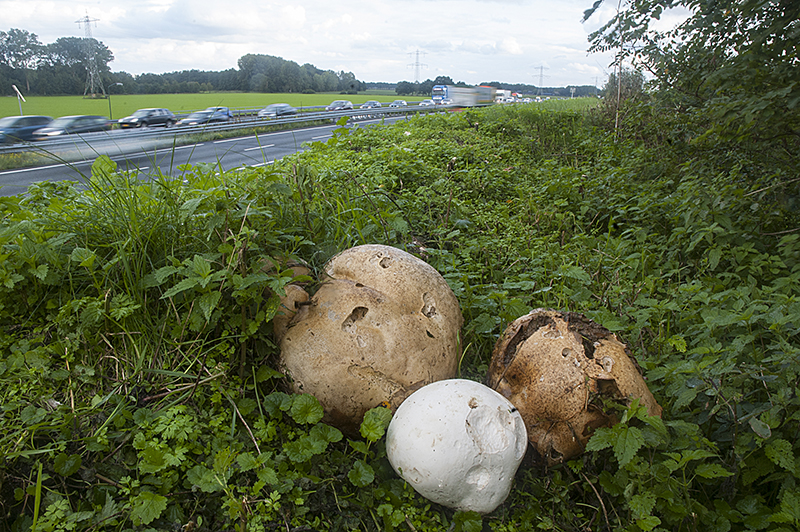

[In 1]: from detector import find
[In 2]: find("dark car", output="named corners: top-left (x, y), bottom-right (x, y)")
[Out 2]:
top-left (257, 103), bottom-right (298, 119)
top-left (0, 115), bottom-right (53, 143)
top-left (325, 100), bottom-right (353, 111)
top-left (360, 100), bottom-right (382, 109)
top-left (177, 108), bottom-right (232, 126)
top-left (32, 115), bottom-right (112, 140)
top-left (118, 108), bottom-right (177, 128)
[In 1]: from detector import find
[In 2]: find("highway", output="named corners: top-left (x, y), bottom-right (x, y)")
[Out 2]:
top-left (0, 115), bottom-right (408, 197)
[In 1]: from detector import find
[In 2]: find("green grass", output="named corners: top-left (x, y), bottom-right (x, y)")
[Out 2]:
top-left (0, 92), bottom-right (427, 120)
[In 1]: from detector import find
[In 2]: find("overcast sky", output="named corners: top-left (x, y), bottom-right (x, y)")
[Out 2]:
top-left (1, 0), bottom-right (687, 88)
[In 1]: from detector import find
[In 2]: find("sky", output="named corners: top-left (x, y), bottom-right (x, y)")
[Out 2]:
top-left (1, 0), bottom-right (688, 88)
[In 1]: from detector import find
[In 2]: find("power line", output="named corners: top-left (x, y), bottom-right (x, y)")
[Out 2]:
top-left (532, 65), bottom-right (550, 96)
top-left (75, 12), bottom-right (106, 98)
top-left (407, 50), bottom-right (428, 83)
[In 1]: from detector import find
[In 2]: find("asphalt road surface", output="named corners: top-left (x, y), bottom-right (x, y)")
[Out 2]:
top-left (0, 116), bottom-right (406, 197)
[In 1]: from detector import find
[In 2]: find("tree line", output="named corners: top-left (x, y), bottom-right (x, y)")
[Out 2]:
top-left (0, 29), bottom-right (364, 97)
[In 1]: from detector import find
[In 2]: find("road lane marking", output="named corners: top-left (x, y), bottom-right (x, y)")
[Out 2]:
top-left (311, 135), bottom-right (331, 140)
top-left (244, 144), bottom-right (275, 151)
top-left (214, 136), bottom-right (256, 144)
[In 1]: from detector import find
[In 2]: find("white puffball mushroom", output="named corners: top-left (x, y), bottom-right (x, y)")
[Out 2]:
top-left (386, 379), bottom-right (527, 514)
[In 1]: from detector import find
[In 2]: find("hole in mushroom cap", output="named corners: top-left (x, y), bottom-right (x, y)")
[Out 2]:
top-left (561, 348), bottom-right (572, 357)
top-left (421, 292), bottom-right (437, 318)
top-left (379, 256), bottom-right (392, 268)
top-left (342, 306), bottom-right (368, 332)
top-left (426, 330), bottom-right (435, 338)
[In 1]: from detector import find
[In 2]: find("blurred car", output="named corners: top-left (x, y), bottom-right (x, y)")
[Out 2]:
top-left (258, 103), bottom-right (298, 119)
top-left (360, 100), bottom-right (382, 109)
top-left (118, 108), bottom-right (177, 128)
top-left (32, 115), bottom-right (112, 139)
top-left (177, 108), bottom-right (232, 126)
top-left (418, 99), bottom-right (435, 107)
top-left (439, 98), bottom-right (453, 106)
top-left (0, 115), bottom-right (52, 143)
top-left (389, 100), bottom-right (407, 108)
top-left (325, 100), bottom-right (353, 111)
top-left (205, 106), bottom-right (234, 120)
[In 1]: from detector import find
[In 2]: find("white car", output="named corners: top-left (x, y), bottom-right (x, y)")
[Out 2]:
top-left (389, 100), bottom-right (407, 108)
top-left (418, 99), bottom-right (435, 107)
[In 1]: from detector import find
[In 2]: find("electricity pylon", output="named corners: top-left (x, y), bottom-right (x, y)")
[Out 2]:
top-left (75, 13), bottom-right (106, 98)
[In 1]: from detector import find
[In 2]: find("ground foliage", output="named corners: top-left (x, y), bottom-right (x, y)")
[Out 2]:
top-left (0, 94), bottom-right (799, 532)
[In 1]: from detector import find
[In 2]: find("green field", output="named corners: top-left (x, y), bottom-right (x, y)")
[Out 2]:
top-left (0, 92), bottom-right (427, 120)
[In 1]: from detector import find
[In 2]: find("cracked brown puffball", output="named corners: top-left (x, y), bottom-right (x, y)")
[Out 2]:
top-left (486, 308), bottom-right (662, 465)
top-left (278, 244), bottom-right (463, 435)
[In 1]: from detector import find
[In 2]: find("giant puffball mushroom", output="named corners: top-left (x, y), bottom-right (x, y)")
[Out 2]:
top-left (386, 379), bottom-right (528, 514)
top-left (487, 308), bottom-right (662, 465)
top-left (279, 244), bottom-right (463, 434)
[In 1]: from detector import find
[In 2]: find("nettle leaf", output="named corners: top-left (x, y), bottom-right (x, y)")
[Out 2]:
top-left (53, 453), bottom-right (82, 477)
top-left (765, 439), bottom-right (799, 475)
top-left (613, 425), bottom-right (644, 467)
top-left (161, 277), bottom-right (200, 299)
top-left (629, 492), bottom-right (656, 518)
top-left (586, 427), bottom-right (615, 452)
top-left (30, 264), bottom-right (48, 280)
top-left (70, 247), bottom-right (96, 269)
top-left (636, 515), bottom-right (662, 532)
top-left (190, 254), bottom-right (212, 278)
top-left (130, 491), bottom-right (167, 525)
top-left (347, 459), bottom-right (374, 487)
top-left (179, 197), bottom-right (204, 222)
top-left (198, 290), bottom-right (222, 321)
top-left (695, 463), bottom-right (734, 479)
top-left (289, 394), bottom-right (324, 425)
top-left (360, 406), bottom-right (392, 443)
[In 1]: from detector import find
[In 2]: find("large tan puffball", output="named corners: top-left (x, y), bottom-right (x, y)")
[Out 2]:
top-left (279, 245), bottom-right (463, 434)
top-left (487, 308), bottom-right (662, 465)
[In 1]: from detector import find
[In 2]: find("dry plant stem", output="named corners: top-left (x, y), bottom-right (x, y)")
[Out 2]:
top-left (142, 372), bottom-right (225, 403)
top-left (581, 471), bottom-right (611, 531)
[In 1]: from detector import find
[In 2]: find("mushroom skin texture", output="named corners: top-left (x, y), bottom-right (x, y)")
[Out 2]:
top-left (279, 245), bottom-right (463, 434)
top-left (386, 379), bottom-right (527, 514)
top-left (487, 308), bottom-right (662, 465)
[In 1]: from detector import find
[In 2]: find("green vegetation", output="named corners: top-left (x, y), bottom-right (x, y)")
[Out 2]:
top-left (2, 2), bottom-right (798, 530)
top-left (2, 88), bottom-right (798, 530)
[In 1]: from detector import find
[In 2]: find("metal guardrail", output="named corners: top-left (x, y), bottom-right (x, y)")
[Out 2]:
top-left (0, 104), bottom-right (441, 157)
